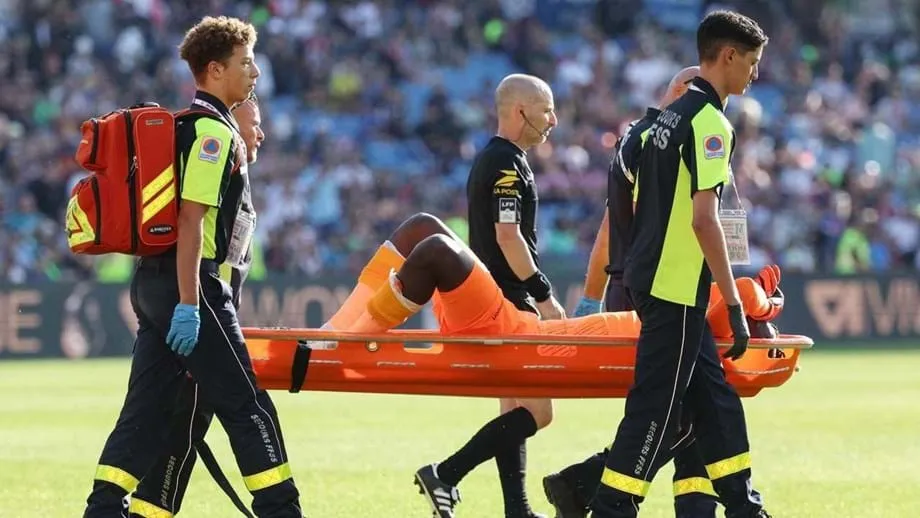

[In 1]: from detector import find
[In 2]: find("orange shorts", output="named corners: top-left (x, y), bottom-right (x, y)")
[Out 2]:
top-left (431, 262), bottom-right (535, 335)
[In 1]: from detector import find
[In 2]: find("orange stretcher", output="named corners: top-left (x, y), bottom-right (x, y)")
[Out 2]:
top-left (242, 328), bottom-right (812, 399)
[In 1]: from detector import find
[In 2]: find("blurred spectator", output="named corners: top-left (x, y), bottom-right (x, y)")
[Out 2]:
top-left (2, 0), bottom-right (920, 284)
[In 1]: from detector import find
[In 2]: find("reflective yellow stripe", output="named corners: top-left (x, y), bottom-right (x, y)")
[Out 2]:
top-left (600, 468), bottom-right (650, 497)
top-left (706, 452), bottom-right (751, 480)
top-left (673, 477), bottom-right (717, 497)
top-left (141, 168), bottom-right (176, 224)
top-left (94, 464), bottom-right (139, 492)
top-left (141, 166), bottom-right (174, 203)
top-left (128, 497), bottom-right (174, 518)
top-left (243, 462), bottom-right (293, 492)
top-left (141, 185), bottom-right (176, 224)
top-left (65, 196), bottom-right (96, 247)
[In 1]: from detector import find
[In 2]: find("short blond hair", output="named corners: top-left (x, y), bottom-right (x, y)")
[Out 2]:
top-left (179, 16), bottom-right (257, 81)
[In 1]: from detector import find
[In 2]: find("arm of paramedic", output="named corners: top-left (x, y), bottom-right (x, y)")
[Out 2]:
top-left (177, 203), bottom-right (205, 306)
top-left (583, 210), bottom-right (609, 300)
top-left (687, 121), bottom-right (739, 306)
top-left (177, 119), bottom-right (235, 306)
top-left (491, 165), bottom-right (540, 282)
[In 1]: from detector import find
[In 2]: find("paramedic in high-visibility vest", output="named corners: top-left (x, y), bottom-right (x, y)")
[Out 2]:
top-left (591, 11), bottom-right (771, 518)
top-left (543, 65), bottom-right (737, 518)
top-left (82, 16), bottom-right (304, 518)
top-left (125, 94), bottom-right (268, 517)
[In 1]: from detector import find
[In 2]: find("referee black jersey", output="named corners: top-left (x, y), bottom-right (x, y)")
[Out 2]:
top-left (624, 77), bottom-right (735, 308)
top-left (606, 107), bottom-right (660, 281)
top-left (467, 136), bottom-right (539, 306)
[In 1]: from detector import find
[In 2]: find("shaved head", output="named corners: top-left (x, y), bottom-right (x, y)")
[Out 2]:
top-left (669, 66), bottom-right (701, 90)
top-left (659, 65), bottom-right (701, 108)
top-left (495, 74), bottom-right (553, 115)
top-left (493, 73), bottom-right (557, 149)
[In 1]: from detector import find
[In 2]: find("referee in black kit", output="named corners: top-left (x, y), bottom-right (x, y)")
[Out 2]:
top-left (414, 73), bottom-right (562, 518)
top-left (590, 11), bottom-right (772, 518)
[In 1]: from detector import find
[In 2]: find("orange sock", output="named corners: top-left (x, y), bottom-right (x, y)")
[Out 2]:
top-left (737, 277), bottom-right (773, 320)
top-left (350, 271), bottom-right (420, 332)
top-left (325, 242), bottom-right (405, 330)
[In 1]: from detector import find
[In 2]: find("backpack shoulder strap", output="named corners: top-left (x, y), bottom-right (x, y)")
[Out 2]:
top-left (174, 106), bottom-right (223, 123)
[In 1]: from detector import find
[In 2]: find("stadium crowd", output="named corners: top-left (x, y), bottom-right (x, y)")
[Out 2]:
top-left (1, 0), bottom-right (919, 284)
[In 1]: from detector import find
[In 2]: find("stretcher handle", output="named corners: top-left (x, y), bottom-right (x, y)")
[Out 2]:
top-left (240, 328), bottom-right (814, 350)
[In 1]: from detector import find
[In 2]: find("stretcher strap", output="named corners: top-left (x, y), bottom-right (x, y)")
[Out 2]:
top-left (196, 440), bottom-right (255, 518)
top-left (289, 340), bottom-right (312, 393)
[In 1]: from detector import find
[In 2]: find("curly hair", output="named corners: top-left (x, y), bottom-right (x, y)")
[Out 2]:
top-left (178, 16), bottom-right (258, 81)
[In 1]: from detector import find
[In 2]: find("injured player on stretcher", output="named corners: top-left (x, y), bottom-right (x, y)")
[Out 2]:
top-left (321, 212), bottom-right (785, 346)
top-left (251, 212), bottom-right (791, 518)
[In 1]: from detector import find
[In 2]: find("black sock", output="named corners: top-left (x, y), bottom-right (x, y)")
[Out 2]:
top-left (437, 407), bottom-right (538, 488)
top-left (496, 439), bottom-right (530, 514)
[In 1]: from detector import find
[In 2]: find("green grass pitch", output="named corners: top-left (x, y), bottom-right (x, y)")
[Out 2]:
top-left (1, 348), bottom-right (918, 517)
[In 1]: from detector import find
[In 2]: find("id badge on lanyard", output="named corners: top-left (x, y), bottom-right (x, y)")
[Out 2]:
top-left (226, 210), bottom-right (256, 267)
top-left (718, 172), bottom-right (750, 265)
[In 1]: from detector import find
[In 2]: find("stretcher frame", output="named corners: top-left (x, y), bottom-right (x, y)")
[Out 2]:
top-left (243, 328), bottom-right (813, 349)
top-left (242, 328), bottom-right (812, 399)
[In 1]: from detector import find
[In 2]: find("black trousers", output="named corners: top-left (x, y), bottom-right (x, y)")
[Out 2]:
top-left (129, 376), bottom-right (213, 517)
top-left (560, 282), bottom-right (716, 517)
top-left (590, 290), bottom-right (764, 518)
top-left (83, 258), bottom-right (302, 518)
top-left (611, 280), bottom-right (716, 516)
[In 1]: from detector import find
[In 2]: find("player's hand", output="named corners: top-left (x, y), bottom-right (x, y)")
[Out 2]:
top-left (573, 296), bottom-right (602, 317)
top-left (536, 296), bottom-right (566, 320)
top-left (722, 303), bottom-right (750, 361)
top-left (167, 303), bottom-right (201, 356)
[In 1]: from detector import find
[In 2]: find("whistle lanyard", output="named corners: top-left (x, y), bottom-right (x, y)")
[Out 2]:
top-left (191, 97), bottom-right (241, 135)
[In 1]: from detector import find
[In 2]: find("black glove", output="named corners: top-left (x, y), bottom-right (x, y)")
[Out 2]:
top-left (722, 303), bottom-right (750, 360)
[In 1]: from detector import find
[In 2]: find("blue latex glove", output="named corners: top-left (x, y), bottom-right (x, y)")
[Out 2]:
top-left (167, 304), bottom-right (200, 356)
top-left (573, 296), bottom-right (603, 317)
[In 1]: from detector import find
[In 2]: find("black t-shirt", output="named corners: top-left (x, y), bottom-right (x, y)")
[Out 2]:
top-left (466, 136), bottom-right (539, 308)
top-left (606, 107), bottom-right (660, 282)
